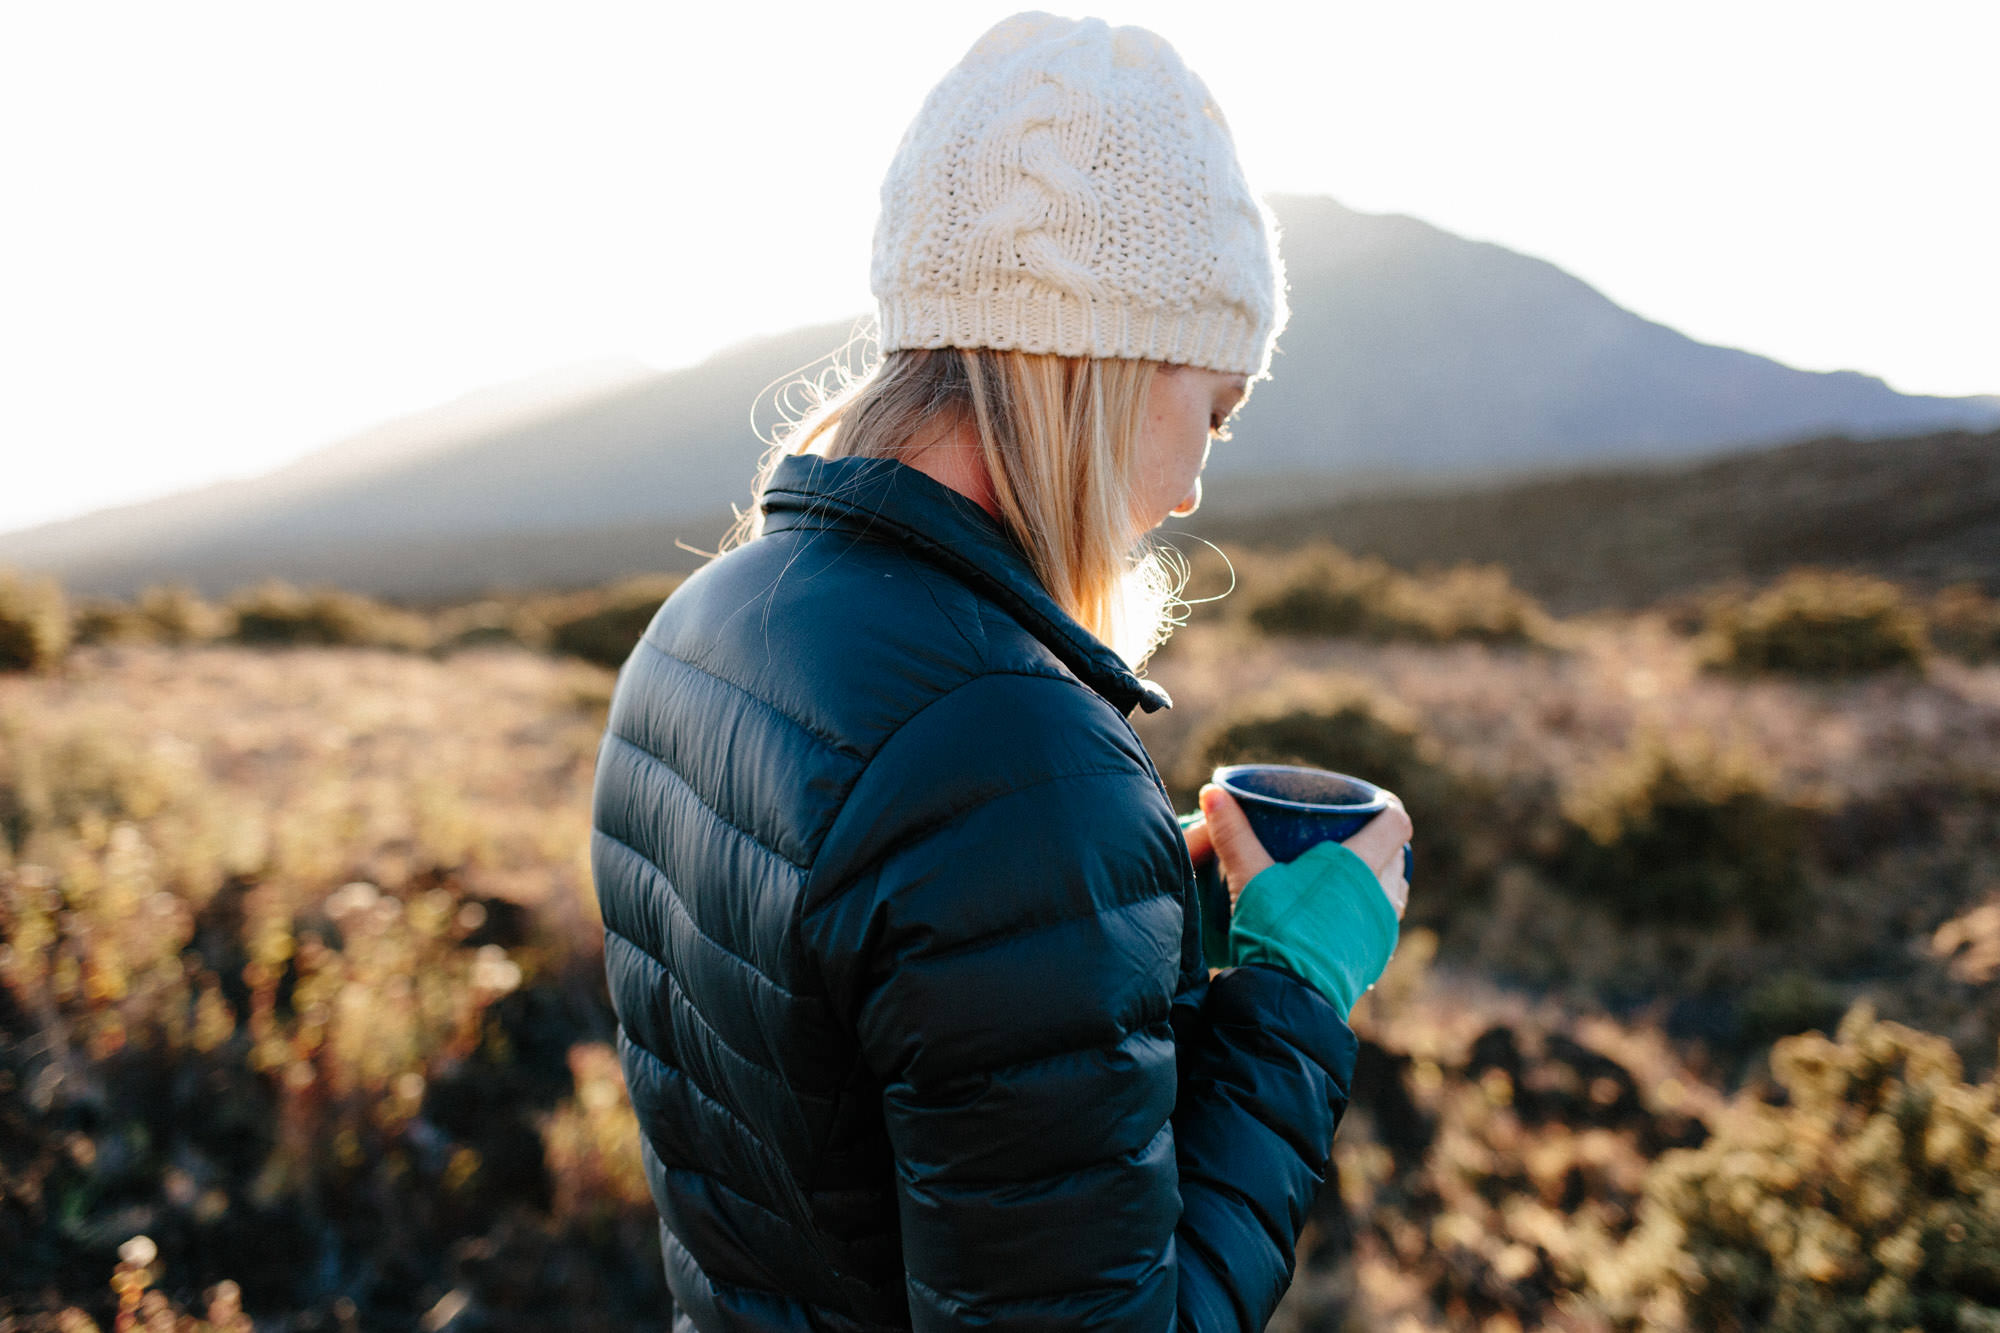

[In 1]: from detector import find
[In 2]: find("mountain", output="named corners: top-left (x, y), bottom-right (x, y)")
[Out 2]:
top-left (4, 195), bottom-right (1994, 599)
top-left (1211, 196), bottom-right (1997, 494)
top-left (0, 329), bottom-right (864, 595)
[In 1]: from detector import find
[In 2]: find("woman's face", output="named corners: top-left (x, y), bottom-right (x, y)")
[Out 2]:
top-left (1130, 365), bottom-right (1250, 536)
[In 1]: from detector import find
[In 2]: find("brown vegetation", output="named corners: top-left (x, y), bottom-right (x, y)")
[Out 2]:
top-left (1192, 426), bottom-right (2000, 615)
top-left (3, 547), bottom-right (1998, 1329)
top-left (72, 585), bottom-right (235, 648)
top-left (1556, 735), bottom-right (1807, 929)
top-left (1595, 1006), bottom-right (2000, 1330)
top-left (0, 645), bottom-right (655, 1328)
top-left (1181, 541), bottom-right (1554, 648)
top-left (10, 568), bottom-right (685, 674)
top-left (1929, 583), bottom-right (2000, 665)
top-left (539, 575), bottom-right (684, 669)
top-left (1140, 593), bottom-right (2000, 1057)
top-left (0, 568), bottom-right (69, 673)
top-left (1700, 570), bottom-right (1930, 678)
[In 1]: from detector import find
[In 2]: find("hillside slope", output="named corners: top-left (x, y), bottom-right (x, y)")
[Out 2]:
top-left (4, 195), bottom-right (1993, 598)
top-left (1184, 426), bottom-right (2000, 613)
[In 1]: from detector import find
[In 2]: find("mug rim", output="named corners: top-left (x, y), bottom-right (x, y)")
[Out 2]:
top-left (1213, 763), bottom-right (1388, 815)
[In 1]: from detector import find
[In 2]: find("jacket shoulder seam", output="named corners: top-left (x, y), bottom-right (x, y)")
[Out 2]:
top-left (907, 556), bottom-right (989, 665)
top-left (632, 633), bottom-right (868, 763)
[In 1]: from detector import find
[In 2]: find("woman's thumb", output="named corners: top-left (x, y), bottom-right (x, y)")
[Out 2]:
top-left (1199, 784), bottom-right (1276, 902)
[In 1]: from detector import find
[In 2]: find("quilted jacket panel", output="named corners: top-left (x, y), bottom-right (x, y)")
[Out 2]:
top-left (590, 453), bottom-right (1357, 1331)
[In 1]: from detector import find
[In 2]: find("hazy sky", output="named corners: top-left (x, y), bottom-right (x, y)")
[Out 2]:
top-left (3, 0), bottom-right (1996, 536)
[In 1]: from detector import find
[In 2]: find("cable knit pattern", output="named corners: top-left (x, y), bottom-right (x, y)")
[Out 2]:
top-left (871, 12), bottom-right (1288, 380)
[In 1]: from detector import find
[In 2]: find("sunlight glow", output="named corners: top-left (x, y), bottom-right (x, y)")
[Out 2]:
top-left (2, 0), bottom-right (1994, 534)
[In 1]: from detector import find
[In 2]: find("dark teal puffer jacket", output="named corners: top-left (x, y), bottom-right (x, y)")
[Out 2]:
top-left (590, 453), bottom-right (1358, 1331)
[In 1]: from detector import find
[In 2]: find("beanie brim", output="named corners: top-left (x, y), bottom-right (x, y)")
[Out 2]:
top-left (877, 287), bottom-right (1272, 380)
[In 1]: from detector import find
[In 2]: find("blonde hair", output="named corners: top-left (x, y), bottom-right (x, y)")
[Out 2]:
top-left (720, 346), bottom-right (1191, 670)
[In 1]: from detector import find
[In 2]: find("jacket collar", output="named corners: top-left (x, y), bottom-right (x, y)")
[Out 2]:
top-left (759, 453), bottom-right (1173, 716)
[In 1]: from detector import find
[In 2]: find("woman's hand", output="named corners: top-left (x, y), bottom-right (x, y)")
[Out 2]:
top-left (1183, 782), bottom-right (1411, 920)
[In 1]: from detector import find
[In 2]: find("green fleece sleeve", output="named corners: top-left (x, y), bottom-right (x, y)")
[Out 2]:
top-left (1177, 810), bottom-right (1233, 969)
top-left (1227, 840), bottom-right (1400, 1021)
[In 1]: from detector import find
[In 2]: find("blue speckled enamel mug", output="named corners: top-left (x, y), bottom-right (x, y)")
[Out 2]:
top-left (1212, 763), bottom-right (1413, 880)
top-left (1188, 763), bottom-right (1413, 966)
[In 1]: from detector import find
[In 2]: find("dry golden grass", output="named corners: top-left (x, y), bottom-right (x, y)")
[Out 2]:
top-left (1143, 610), bottom-right (2000, 1037)
top-left (3, 642), bottom-right (610, 916)
top-left (1142, 611), bottom-right (2000, 812)
top-left (0, 643), bottom-right (651, 1328)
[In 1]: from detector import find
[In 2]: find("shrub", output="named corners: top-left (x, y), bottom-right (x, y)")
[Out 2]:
top-left (540, 1043), bottom-right (654, 1234)
top-left (544, 575), bottom-right (682, 669)
top-left (73, 584), bottom-right (234, 646)
top-left (0, 668), bottom-right (668, 1324)
top-left (1315, 1016), bottom-right (1708, 1332)
top-left (1595, 1005), bottom-right (2000, 1331)
top-left (0, 566), bottom-right (70, 671)
top-left (70, 597), bottom-right (148, 646)
top-left (1928, 583), bottom-right (2000, 664)
top-left (431, 598), bottom-right (553, 654)
top-left (1245, 542), bottom-right (1550, 646)
top-left (1399, 562), bottom-right (1554, 646)
top-left (1557, 734), bottom-right (1807, 929)
top-left (1246, 545), bottom-right (1395, 638)
top-left (41, 1240), bottom-right (254, 1333)
top-left (1180, 676), bottom-right (1433, 803)
top-left (1702, 570), bottom-right (1928, 677)
top-left (136, 583), bottom-right (233, 643)
top-left (227, 580), bottom-right (432, 650)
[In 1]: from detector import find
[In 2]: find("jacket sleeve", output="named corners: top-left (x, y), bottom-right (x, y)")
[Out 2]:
top-left (800, 672), bottom-right (1357, 1331)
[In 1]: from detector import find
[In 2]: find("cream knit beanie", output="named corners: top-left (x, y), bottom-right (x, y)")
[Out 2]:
top-left (871, 12), bottom-right (1288, 381)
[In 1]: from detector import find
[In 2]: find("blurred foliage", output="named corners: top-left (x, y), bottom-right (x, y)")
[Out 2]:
top-left (1241, 542), bottom-right (1554, 647)
top-left (5, 533), bottom-right (1998, 1329)
top-left (226, 581), bottom-right (434, 651)
top-left (1594, 1005), bottom-right (2000, 1331)
top-left (0, 665), bottom-right (660, 1328)
top-left (1188, 427), bottom-right (2000, 619)
top-left (1701, 570), bottom-right (1930, 678)
top-left (540, 575), bottom-right (682, 670)
top-left (1557, 733), bottom-right (1808, 930)
top-left (0, 566), bottom-right (71, 673)
top-left (430, 599), bottom-right (555, 655)
top-left (539, 1044), bottom-right (654, 1237)
top-left (72, 585), bottom-right (235, 648)
top-left (12, 1236), bottom-right (257, 1332)
top-left (1929, 583), bottom-right (2000, 665)
top-left (1291, 967), bottom-right (1713, 1333)
top-left (46, 572), bottom-right (683, 670)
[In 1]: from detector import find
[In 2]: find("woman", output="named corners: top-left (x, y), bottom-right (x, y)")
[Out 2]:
top-left (590, 13), bottom-right (1411, 1330)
